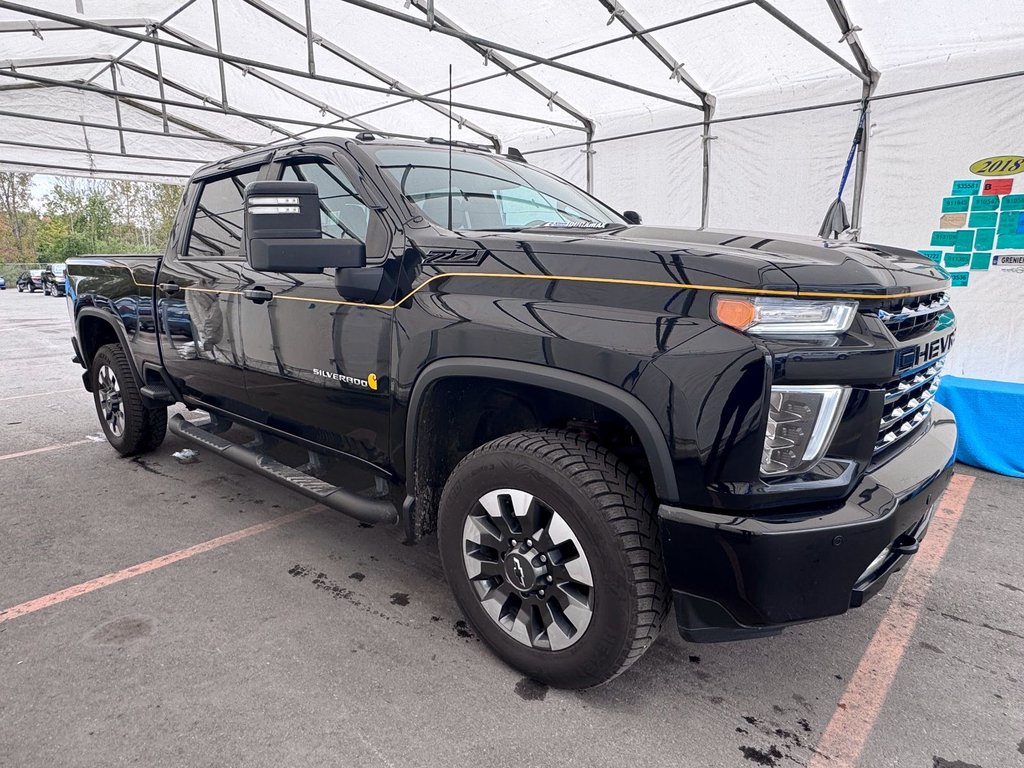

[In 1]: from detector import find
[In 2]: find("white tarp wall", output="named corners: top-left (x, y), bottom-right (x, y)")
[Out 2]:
top-left (2, 0), bottom-right (1023, 381)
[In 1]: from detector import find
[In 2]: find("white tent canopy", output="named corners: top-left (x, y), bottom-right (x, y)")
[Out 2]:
top-left (2, 0), bottom-right (1024, 380)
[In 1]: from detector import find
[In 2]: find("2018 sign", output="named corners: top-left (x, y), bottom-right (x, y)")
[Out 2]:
top-left (969, 156), bottom-right (1024, 176)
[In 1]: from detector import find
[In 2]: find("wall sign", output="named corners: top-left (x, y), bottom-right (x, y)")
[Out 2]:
top-left (919, 155), bottom-right (1024, 286)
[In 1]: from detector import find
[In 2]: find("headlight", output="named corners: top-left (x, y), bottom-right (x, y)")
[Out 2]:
top-left (762, 385), bottom-right (850, 476)
top-left (713, 295), bottom-right (858, 335)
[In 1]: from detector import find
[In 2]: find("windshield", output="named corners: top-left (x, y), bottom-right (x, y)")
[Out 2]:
top-left (51, 264), bottom-right (66, 275)
top-left (368, 146), bottom-right (624, 231)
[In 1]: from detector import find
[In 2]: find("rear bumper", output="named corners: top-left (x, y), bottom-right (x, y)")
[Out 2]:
top-left (659, 403), bottom-right (957, 643)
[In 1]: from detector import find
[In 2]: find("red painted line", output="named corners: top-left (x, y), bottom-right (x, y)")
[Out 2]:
top-left (0, 506), bottom-right (324, 625)
top-left (0, 439), bottom-right (94, 462)
top-left (0, 388), bottom-right (80, 403)
top-left (808, 473), bottom-right (976, 768)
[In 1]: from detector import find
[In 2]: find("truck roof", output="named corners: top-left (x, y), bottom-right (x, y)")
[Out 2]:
top-left (194, 135), bottom-right (502, 181)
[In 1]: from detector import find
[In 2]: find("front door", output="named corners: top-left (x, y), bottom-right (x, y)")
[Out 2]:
top-left (158, 165), bottom-right (264, 415)
top-left (238, 148), bottom-right (396, 469)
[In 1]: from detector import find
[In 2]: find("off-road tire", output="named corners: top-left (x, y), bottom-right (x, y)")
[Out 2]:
top-left (91, 343), bottom-right (167, 456)
top-left (438, 429), bottom-right (670, 689)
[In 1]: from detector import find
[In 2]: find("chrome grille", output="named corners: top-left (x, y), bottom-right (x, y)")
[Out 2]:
top-left (874, 356), bottom-right (946, 453)
top-left (877, 292), bottom-right (950, 341)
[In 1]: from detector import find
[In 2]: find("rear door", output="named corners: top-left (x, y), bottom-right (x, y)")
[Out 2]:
top-left (157, 163), bottom-right (265, 415)
top-left (237, 145), bottom-right (398, 468)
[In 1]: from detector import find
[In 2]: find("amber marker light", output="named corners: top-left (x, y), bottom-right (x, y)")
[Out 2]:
top-left (712, 296), bottom-right (757, 331)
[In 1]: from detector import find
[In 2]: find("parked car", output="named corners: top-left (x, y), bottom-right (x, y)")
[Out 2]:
top-left (0, 275), bottom-right (6, 290)
top-left (16, 269), bottom-right (44, 292)
top-left (66, 136), bottom-right (956, 688)
top-left (41, 263), bottom-right (67, 297)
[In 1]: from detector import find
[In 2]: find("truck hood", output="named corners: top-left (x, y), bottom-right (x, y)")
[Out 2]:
top-left (465, 225), bottom-right (947, 298)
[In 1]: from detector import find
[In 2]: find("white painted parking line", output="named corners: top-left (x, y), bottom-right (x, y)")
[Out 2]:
top-left (0, 388), bottom-right (80, 403)
top-left (0, 439), bottom-right (96, 462)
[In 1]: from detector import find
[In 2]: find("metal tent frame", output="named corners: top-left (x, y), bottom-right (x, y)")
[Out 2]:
top-left (0, 0), bottom-right (907, 231)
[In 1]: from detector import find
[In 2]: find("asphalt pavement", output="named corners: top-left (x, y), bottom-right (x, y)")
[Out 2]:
top-left (1, 289), bottom-right (1021, 768)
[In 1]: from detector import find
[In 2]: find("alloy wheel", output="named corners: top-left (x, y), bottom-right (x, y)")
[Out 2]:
top-left (96, 364), bottom-right (125, 437)
top-left (462, 488), bottom-right (594, 651)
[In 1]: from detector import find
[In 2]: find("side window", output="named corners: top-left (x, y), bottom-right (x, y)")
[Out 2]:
top-left (185, 168), bottom-right (260, 259)
top-left (280, 161), bottom-right (370, 243)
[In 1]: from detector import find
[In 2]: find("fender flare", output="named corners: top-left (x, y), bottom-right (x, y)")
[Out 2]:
top-left (405, 357), bottom-right (679, 501)
top-left (75, 306), bottom-right (143, 387)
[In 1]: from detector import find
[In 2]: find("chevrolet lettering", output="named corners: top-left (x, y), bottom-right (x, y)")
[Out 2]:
top-left (65, 136), bottom-right (956, 688)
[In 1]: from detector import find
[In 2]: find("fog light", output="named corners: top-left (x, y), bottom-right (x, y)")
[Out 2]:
top-left (761, 385), bottom-right (850, 476)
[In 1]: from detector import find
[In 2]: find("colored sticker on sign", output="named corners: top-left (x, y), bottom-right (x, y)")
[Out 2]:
top-left (950, 272), bottom-right (970, 287)
top-left (974, 228), bottom-right (995, 250)
top-left (982, 178), bottom-right (1013, 196)
top-left (970, 252), bottom-right (991, 270)
top-left (993, 254), bottom-right (1024, 266)
top-left (940, 213), bottom-right (967, 229)
top-left (968, 211), bottom-right (997, 228)
top-left (918, 250), bottom-right (943, 263)
top-left (998, 233), bottom-right (1024, 249)
top-left (954, 230), bottom-right (975, 252)
top-left (997, 212), bottom-right (1023, 234)
top-left (971, 195), bottom-right (999, 211)
top-left (1002, 194), bottom-right (1024, 210)
top-left (931, 230), bottom-right (958, 247)
top-left (942, 197), bottom-right (970, 213)
top-left (951, 180), bottom-right (981, 196)
top-left (944, 253), bottom-right (970, 268)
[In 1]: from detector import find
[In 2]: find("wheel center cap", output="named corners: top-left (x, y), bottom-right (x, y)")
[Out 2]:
top-left (504, 552), bottom-right (536, 591)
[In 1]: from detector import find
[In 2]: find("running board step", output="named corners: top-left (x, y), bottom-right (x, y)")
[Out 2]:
top-left (140, 384), bottom-right (175, 403)
top-left (168, 414), bottom-right (397, 525)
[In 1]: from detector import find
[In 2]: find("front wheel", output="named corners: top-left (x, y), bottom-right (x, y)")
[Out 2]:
top-left (91, 343), bottom-right (167, 456)
top-left (438, 430), bottom-right (669, 689)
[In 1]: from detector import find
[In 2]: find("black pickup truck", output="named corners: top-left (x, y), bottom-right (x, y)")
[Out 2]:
top-left (67, 136), bottom-right (956, 688)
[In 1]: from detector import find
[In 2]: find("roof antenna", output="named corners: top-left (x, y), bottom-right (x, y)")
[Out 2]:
top-left (447, 63), bottom-right (453, 231)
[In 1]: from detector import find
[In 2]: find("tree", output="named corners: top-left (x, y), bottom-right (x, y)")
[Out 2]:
top-left (0, 172), bottom-right (34, 259)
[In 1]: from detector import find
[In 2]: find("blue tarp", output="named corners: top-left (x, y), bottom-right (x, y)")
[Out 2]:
top-left (935, 376), bottom-right (1024, 478)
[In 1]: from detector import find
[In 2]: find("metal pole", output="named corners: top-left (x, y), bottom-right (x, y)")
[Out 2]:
top-left (335, 0), bottom-right (703, 109)
top-left (109, 65), bottom-right (127, 154)
top-left (210, 0), bottom-right (228, 107)
top-left (303, 0), bottom-right (315, 75)
top-left (0, 138), bottom-right (210, 165)
top-left (701, 99), bottom-right (717, 229)
top-left (150, 26), bottom-right (170, 134)
top-left (238, 0), bottom-right (506, 148)
top-left (0, 1), bottom-right (651, 133)
top-left (406, 0), bottom-right (592, 136)
top-left (755, 0), bottom-right (869, 84)
top-left (826, 0), bottom-right (879, 240)
top-left (291, 1), bottom-right (750, 140)
top-left (158, 26), bottom-right (384, 136)
top-left (584, 128), bottom-right (595, 194)
top-left (82, 0), bottom-right (201, 85)
top-left (0, 107), bottom-right (256, 147)
top-left (0, 67), bottom-right (446, 142)
top-left (0, 160), bottom-right (192, 179)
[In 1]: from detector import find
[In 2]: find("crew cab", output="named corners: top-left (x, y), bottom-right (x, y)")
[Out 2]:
top-left (66, 136), bottom-right (956, 688)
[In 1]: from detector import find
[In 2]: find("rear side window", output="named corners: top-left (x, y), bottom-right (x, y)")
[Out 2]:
top-left (185, 168), bottom-right (260, 259)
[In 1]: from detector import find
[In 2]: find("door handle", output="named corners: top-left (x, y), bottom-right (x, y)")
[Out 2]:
top-left (159, 282), bottom-right (181, 296)
top-left (243, 287), bottom-right (274, 304)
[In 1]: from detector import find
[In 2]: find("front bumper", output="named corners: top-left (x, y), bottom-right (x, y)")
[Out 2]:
top-left (659, 403), bottom-right (957, 642)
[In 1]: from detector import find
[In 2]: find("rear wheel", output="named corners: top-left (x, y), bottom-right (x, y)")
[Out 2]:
top-left (91, 343), bottom-right (167, 455)
top-left (438, 429), bottom-right (669, 689)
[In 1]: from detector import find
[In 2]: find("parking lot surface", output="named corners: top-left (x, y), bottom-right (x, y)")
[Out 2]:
top-left (1, 289), bottom-right (1022, 768)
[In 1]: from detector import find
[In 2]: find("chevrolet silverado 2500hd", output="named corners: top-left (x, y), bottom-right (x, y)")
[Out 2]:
top-left (66, 136), bottom-right (956, 688)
